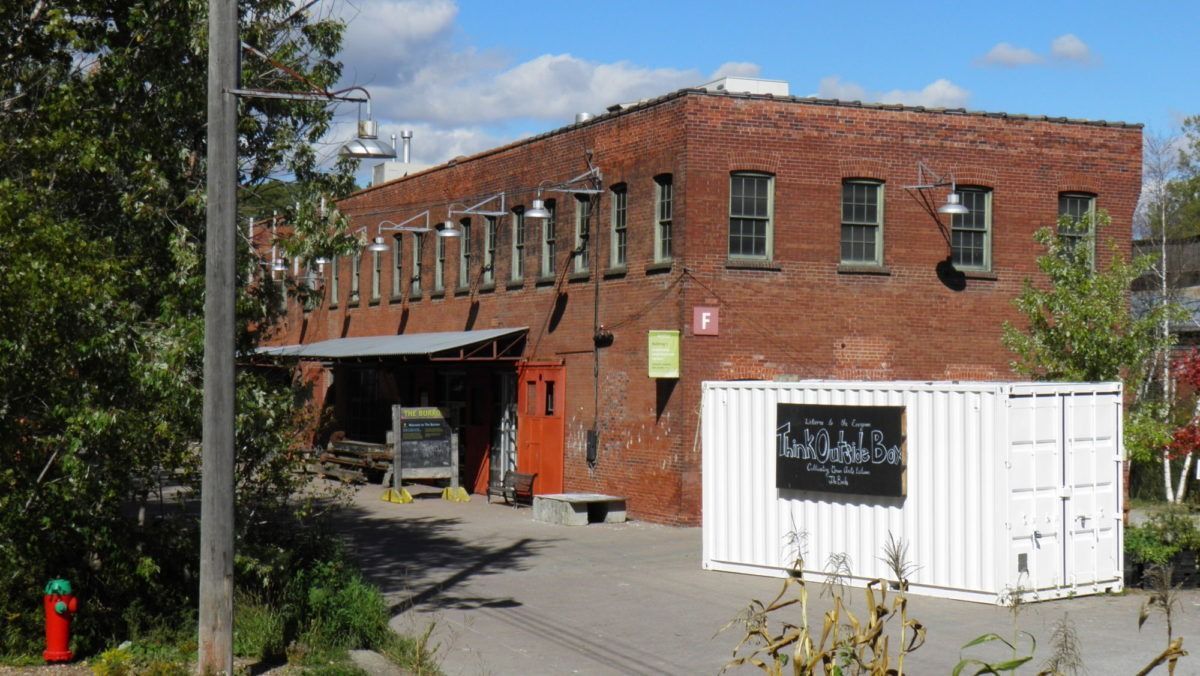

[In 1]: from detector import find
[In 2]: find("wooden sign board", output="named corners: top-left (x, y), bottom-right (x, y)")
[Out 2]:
top-left (775, 403), bottom-right (906, 497)
top-left (391, 406), bottom-right (458, 485)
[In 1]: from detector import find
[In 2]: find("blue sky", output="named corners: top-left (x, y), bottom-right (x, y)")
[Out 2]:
top-left (329, 0), bottom-right (1198, 169)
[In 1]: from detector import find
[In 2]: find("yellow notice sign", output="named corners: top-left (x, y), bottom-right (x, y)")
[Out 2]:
top-left (648, 330), bottom-right (680, 379)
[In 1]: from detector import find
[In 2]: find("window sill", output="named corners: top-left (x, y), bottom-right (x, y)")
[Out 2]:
top-left (430, 291), bottom-right (445, 300)
top-left (477, 282), bottom-right (496, 294)
top-left (329, 303), bottom-right (339, 310)
top-left (347, 296), bottom-right (361, 308)
top-left (536, 275), bottom-right (558, 287)
top-left (837, 263), bottom-right (891, 276)
top-left (725, 258), bottom-right (780, 272)
top-left (961, 269), bottom-right (998, 281)
top-left (506, 279), bottom-right (525, 290)
top-left (409, 293), bottom-right (422, 302)
top-left (368, 298), bottom-right (381, 307)
top-left (568, 271), bottom-right (591, 282)
top-left (645, 261), bottom-right (673, 275)
top-left (389, 294), bottom-right (405, 304)
top-left (603, 266), bottom-right (627, 279)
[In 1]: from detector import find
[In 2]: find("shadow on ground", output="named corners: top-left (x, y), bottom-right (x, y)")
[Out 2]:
top-left (329, 499), bottom-right (556, 615)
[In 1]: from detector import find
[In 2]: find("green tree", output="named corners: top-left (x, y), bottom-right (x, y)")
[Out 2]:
top-left (0, 0), bottom-right (356, 653)
top-left (1003, 212), bottom-right (1171, 383)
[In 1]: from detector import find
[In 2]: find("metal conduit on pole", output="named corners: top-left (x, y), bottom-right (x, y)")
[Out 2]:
top-left (200, 0), bottom-right (237, 671)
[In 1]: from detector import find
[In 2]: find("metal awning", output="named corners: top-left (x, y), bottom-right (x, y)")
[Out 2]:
top-left (257, 327), bottom-right (527, 361)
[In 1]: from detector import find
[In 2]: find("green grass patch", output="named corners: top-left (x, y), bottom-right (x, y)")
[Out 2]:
top-left (234, 593), bottom-right (286, 659)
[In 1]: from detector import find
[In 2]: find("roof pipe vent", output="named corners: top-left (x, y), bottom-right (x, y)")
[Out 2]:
top-left (400, 129), bottom-right (413, 164)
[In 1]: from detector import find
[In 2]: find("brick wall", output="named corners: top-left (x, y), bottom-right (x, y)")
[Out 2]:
top-left (265, 90), bottom-right (1142, 525)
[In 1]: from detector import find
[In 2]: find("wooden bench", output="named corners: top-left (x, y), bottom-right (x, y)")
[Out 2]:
top-left (488, 471), bottom-right (536, 506)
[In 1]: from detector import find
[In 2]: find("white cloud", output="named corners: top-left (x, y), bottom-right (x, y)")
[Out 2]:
top-left (975, 34), bottom-right (1096, 68)
top-left (337, 0), bottom-right (460, 87)
top-left (978, 42), bottom-right (1043, 67)
top-left (816, 76), bottom-right (970, 109)
top-left (815, 76), bottom-right (867, 101)
top-left (1050, 33), bottom-right (1093, 64)
top-left (710, 62), bottom-right (762, 79)
top-left (373, 53), bottom-right (708, 125)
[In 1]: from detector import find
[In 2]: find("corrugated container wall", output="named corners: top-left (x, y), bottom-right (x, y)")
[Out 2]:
top-left (701, 380), bottom-right (1123, 604)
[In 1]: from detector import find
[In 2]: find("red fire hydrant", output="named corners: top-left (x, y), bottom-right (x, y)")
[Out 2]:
top-left (43, 578), bottom-right (78, 663)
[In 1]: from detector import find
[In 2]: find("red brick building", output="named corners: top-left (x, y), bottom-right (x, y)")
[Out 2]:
top-left (264, 80), bottom-right (1142, 525)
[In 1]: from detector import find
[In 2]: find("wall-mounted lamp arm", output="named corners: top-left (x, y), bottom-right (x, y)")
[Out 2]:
top-left (449, 192), bottom-right (507, 217)
top-left (378, 211), bottom-right (432, 233)
top-left (544, 167), bottom-right (604, 196)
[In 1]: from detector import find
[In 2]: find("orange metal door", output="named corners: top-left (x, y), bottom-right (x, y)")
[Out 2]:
top-left (516, 362), bottom-right (565, 494)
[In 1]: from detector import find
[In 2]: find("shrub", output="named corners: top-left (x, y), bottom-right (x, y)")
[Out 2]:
top-left (1127, 506), bottom-right (1200, 565)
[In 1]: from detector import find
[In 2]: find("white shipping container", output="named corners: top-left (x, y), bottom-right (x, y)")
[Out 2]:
top-left (701, 380), bottom-right (1124, 604)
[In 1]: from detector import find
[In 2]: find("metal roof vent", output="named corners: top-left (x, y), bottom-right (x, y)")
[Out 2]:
top-left (575, 112), bottom-right (594, 124)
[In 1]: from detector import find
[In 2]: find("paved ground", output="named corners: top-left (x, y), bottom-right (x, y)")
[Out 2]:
top-left (334, 485), bottom-right (1200, 675)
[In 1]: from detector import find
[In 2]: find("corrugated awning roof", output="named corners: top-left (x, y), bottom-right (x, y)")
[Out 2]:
top-left (257, 327), bottom-right (527, 360)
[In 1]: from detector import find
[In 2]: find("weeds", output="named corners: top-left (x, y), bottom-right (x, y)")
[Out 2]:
top-left (1040, 614), bottom-right (1084, 675)
top-left (1136, 564), bottom-right (1188, 675)
top-left (721, 532), bottom-right (925, 675)
top-left (953, 585), bottom-right (1037, 675)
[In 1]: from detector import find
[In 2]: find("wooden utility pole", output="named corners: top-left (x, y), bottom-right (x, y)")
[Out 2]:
top-left (199, 0), bottom-right (237, 671)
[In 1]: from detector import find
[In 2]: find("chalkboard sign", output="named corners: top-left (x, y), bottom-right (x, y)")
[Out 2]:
top-left (775, 403), bottom-right (906, 497)
top-left (391, 406), bottom-right (457, 483)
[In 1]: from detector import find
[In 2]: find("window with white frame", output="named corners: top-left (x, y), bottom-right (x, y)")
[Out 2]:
top-left (483, 216), bottom-right (496, 285)
top-left (458, 218), bottom-right (472, 289)
top-left (371, 249), bottom-right (381, 301)
top-left (330, 255), bottom-right (339, 307)
top-left (350, 252), bottom-right (361, 301)
top-left (610, 184), bottom-right (627, 267)
top-left (1058, 192), bottom-right (1096, 259)
top-left (729, 173), bottom-right (773, 259)
top-left (435, 234), bottom-right (445, 291)
top-left (951, 187), bottom-right (992, 271)
top-left (391, 235), bottom-right (402, 297)
top-left (574, 195), bottom-right (591, 273)
top-left (840, 180), bottom-right (883, 265)
top-left (655, 175), bottom-right (673, 262)
top-left (411, 233), bottom-right (423, 295)
top-left (541, 199), bottom-right (557, 278)
top-left (511, 207), bottom-right (525, 281)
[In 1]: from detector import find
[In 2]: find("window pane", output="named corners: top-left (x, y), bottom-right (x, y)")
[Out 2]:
top-left (729, 174), bottom-right (771, 258)
top-left (950, 188), bottom-right (989, 268)
top-left (952, 230), bottom-right (985, 267)
top-left (841, 224), bottom-right (877, 263)
top-left (1058, 194), bottom-right (1094, 236)
top-left (842, 182), bottom-right (880, 225)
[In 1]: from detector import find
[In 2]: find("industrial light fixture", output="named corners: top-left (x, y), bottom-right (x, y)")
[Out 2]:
top-left (525, 168), bottom-right (603, 220)
top-left (436, 220), bottom-right (462, 237)
top-left (271, 257), bottom-right (287, 272)
top-left (338, 95), bottom-right (397, 160)
top-left (938, 192), bottom-right (969, 216)
top-left (525, 197), bottom-right (551, 220)
top-left (367, 237), bottom-right (390, 253)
